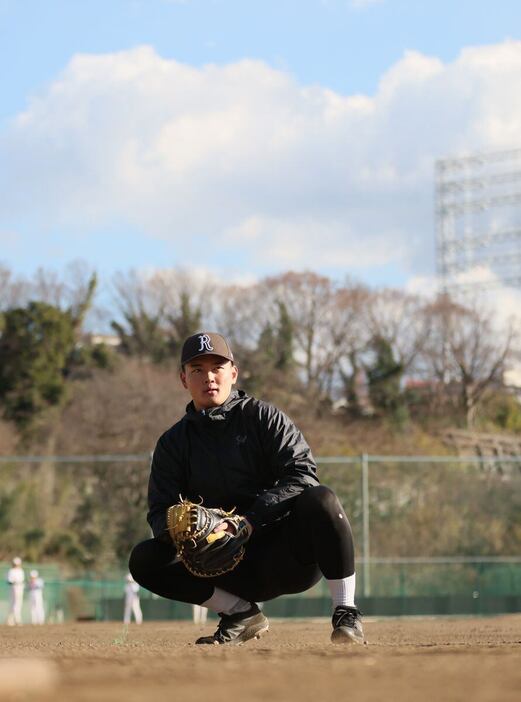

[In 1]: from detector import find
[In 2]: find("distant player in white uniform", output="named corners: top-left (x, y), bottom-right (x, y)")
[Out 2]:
top-left (6, 556), bottom-right (25, 625)
top-left (123, 573), bottom-right (143, 625)
top-left (192, 604), bottom-right (208, 625)
top-left (28, 570), bottom-right (45, 625)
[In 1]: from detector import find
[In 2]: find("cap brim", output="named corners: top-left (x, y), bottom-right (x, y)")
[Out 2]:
top-left (182, 351), bottom-right (234, 365)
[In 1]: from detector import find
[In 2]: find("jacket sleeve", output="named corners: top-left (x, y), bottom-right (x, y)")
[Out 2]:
top-left (147, 430), bottom-right (186, 542)
top-left (243, 403), bottom-right (320, 530)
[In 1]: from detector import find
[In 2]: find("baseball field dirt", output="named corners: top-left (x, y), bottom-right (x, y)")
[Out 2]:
top-left (1, 615), bottom-right (520, 701)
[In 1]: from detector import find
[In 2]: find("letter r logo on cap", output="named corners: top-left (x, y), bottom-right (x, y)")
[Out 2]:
top-left (198, 334), bottom-right (214, 352)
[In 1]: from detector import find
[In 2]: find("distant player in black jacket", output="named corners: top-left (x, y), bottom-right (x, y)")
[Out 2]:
top-left (129, 332), bottom-right (364, 645)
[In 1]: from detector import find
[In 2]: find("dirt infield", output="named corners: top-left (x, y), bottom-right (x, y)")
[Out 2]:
top-left (1, 615), bottom-right (520, 701)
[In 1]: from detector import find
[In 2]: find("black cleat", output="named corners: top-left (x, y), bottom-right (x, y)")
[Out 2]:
top-left (331, 605), bottom-right (365, 645)
top-left (195, 603), bottom-right (269, 645)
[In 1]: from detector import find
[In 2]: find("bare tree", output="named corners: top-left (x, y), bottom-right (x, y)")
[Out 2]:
top-left (110, 269), bottom-right (169, 360)
top-left (262, 271), bottom-right (338, 394)
top-left (219, 273), bottom-right (373, 405)
top-left (25, 261), bottom-right (97, 313)
top-left (216, 281), bottom-right (275, 352)
top-left (422, 294), bottom-right (517, 427)
top-left (366, 289), bottom-right (431, 374)
top-left (334, 284), bottom-right (373, 412)
top-left (30, 267), bottom-right (67, 307)
top-left (112, 269), bottom-right (166, 322)
top-left (152, 268), bottom-right (217, 356)
top-left (0, 263), bottom-right (29, 310)
top-left (111, 267), bottom-right (214, 361)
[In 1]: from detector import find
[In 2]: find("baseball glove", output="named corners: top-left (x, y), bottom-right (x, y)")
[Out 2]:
top-left (166, 499), bottom-right (250, 577)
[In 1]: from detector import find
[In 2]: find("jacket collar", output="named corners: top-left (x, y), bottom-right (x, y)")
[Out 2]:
top-left (185, 389), bottom-right (246, 423)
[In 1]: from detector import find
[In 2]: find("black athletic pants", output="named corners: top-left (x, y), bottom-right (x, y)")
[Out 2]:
top-left (129, 485), bottom-right (355, 605)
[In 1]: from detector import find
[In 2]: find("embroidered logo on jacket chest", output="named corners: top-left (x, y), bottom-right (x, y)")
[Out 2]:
top-left (235, 434), bottom-right (247, 445)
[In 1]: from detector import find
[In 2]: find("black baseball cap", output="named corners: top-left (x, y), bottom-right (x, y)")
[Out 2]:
top-left (181, 332), bottom-right (234, 366)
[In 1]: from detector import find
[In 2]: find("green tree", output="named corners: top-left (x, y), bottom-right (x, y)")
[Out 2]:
top-left (257, 322), bottom-right (276, 366)
top-left (366, 335), bottom-right (407, 424)
top-left (167, 291), bottom-right (203, 359)
top-left (254, 302), bottom-right (295, 375)
top-left (0, 273), bottom-right (96, 427)
top-left (274, 300), bottom-right (294, 370)
top-left (0, 302), bottom-right (76, 426)
top-left (112, 291), bottom-right (202, 364)
top-left (240, 303), bottom-right (297, 399)
top-left (111, 312), bottom-right (168, 362)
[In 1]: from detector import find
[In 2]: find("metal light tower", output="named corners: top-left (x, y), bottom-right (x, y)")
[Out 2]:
top-left (435, 148), bottom-right (521, 293)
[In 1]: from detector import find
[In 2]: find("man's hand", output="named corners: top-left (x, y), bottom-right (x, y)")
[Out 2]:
top-left (214, 518), bottom-right (253, 537)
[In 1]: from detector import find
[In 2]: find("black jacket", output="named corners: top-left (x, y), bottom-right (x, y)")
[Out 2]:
top-left (147, 390), bottom-right (320, 540)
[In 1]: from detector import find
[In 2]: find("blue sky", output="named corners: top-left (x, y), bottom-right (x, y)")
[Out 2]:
top-left (2, 0), bottom-right (520, 116)
top-left (1, 0), bottom-right (521, 288)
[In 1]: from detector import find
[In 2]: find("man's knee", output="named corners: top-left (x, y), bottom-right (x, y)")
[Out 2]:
top-left (128, 541), bottom-right (150, 584)
top-left (296, 485), bottom-right (342, 516)
top-left (129, 539), bottom-right (172, 585)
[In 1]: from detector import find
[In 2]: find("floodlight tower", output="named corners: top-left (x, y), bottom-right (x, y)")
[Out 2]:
top-left (435, 148), bottom-right (521, 293)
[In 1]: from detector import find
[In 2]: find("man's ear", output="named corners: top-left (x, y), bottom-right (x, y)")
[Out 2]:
top-left (180, 369), bottom-right (188, 389)
top-left (231, 364), bottom-right (238, 384)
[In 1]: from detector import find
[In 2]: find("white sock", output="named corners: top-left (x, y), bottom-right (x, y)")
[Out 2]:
top-left (201, 587), bottom-right (252, 615)
top-left (327, 574), bottom-right (356, 609)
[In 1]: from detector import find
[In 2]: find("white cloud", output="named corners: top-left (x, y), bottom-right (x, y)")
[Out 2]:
top-left (405, 274), bottom-right (440, 299)
top-left (2, 41), bottom-right (521, 277)
top-left (452, 268), bottom-right (521, 333)
top-left (407, 266), bottom-right (521, 335)
top-left (224, 215), bottom-right (404, 268)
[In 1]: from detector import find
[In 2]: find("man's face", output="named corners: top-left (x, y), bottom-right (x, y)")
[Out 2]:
top-left (180, 355), bottom-right (238, 410)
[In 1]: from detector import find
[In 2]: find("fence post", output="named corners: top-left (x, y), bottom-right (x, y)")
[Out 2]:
top-left (362, 453), bottom-right (371, 597)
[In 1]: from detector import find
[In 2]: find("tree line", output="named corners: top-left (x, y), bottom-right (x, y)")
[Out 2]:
top-left (1, 262), bottom-right (519, 437)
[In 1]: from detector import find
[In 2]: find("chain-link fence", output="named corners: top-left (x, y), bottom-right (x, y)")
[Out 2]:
top-left (318, 455), bottom-right (521, 598)
top-left (1, 454), bottom-right (520, 619)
